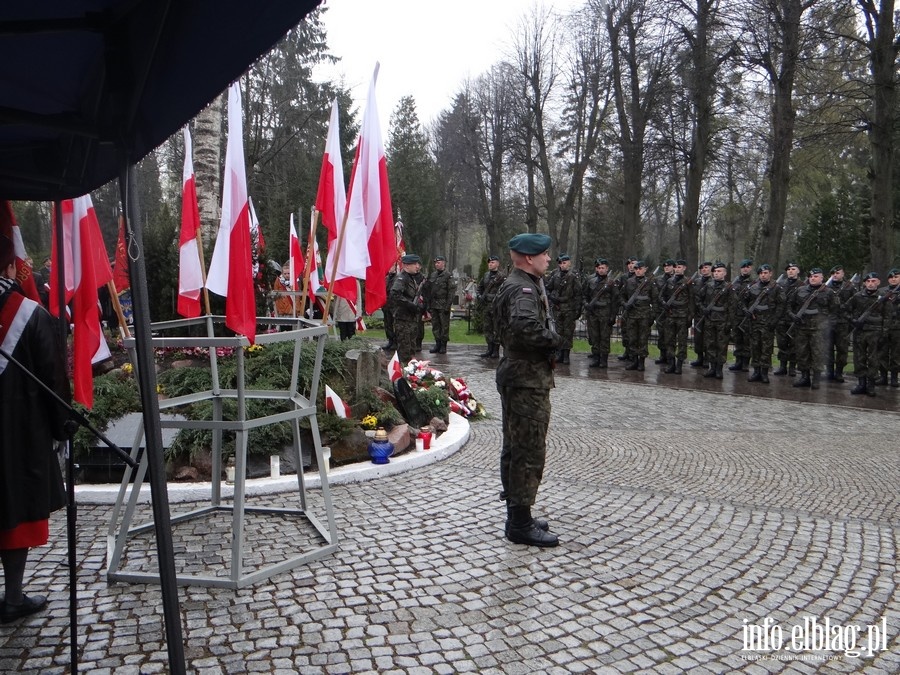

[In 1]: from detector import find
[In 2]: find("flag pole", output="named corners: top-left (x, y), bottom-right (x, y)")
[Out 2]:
top-left (193, 225), bottom-right (212, 316)
top-left (300, 207), bottom-right (319, 320)
top-left (321, 203), bottom-right (351, 322)
top-left (107, 280), bottom-right (131, 339)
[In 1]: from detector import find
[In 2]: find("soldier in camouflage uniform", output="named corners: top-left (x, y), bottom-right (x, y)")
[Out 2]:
top-left (616, 257), bottom-right (637, 361)
top-left (823, 265), bottom-right (855, 382)
top-left (728, 259), bottom-right (754, 372)
top-left (425, 255), bottom-right (456, 354)
top-left (695, 262), bottom-right (735, 379)
top-left (654, 259), bottom-right (675, 365)
top-left (787, 267), bottom-right (837, 389)
top-left (620, 261), bottom-right (658, 371)
top-left (879, 269), bottom-right (900, 388)
top-left (582, 258), bottom-right (619, 367)
top-left (847, 271), bottom-right (890, 396)
top-left (743, 264), bottom-right (784, 384)
top-left (545, 254), bottom-right (582, 365)
top-left (382, 270), bottom-right (397, 351)
top-left (774, 262), bottom-right (802, 376)
top-left (494, 232), bottom-right (563, 548)
top-left (389, 254), bottom-right (425, 363)
top-left (660, 259), bottom-right (695, 375)
top-left (477, 255), bottom-right (505, 358)
top-left (691, 261), bottom-right (713, 367)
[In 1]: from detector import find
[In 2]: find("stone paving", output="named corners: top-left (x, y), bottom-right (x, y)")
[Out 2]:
top-left (1, 347), bottom-right (898, 674)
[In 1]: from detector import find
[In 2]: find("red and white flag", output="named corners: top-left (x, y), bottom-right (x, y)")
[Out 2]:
top-left (206, 83), bottom-right (256, 343)
top-left (0, 202), bottom-right (40, 302)
top-left (249, 197), bottom-right (265, 256)
top-left (324, 384), bottom-right (351, 418)
top-left (177, 125), bottom-right (204, 318)
top-left (387, 350), bottom-right (403, 384)
top-left (316, 98), bottom-right (358, 303)
top-left (393, 220), bottom-right (406, 274)
top-left (306, 216), bottom-right (322, 301)
top-left (112, 213), bottom-right (130, 293)
top-left (49, 195), bottom-right (113, 408)
top-left (345, 64), bottom-right (396, 314)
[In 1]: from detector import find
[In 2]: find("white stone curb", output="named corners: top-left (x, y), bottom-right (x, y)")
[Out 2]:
top-left (74, 412), bottom-right (471, 505)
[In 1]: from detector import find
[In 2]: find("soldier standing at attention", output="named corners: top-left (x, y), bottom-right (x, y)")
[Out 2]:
top-left (617, 257), bottom-right (637, 362)
top-left (729, 259), bottom-right (754, 372)
top-left (582, 258), bottom-right (619, 368)
top-left (426, 255), bottom-right (456, 354)
top-left (691, 261), bottom-right (713, 367)
top-left (824, 265), bottom-right (855, 382)
top-left (389, 254), bottom-right (426, 363)
top-left (493, 233), bottom-right (562, 548)
top-left (788, 267), bottom-right (836, 389)
top-left (620, 261), bottom-right (658, 371)
top-left (545, 254), bottom-right (582, 365)
top-left (847, 271), bottom-right (891, 396)
top-left (661, 259), bottom-right (695, 375)
top-left (696, 262), bottom-right (735, 379)
top-left (744, 264), bottom-right (784, 384)
top-left (654, 259), bottom-right (675, 365)
top-left (878, 269), bottom-right (900, 388)
top-left (774, 262), bottom-right (802, 376)
top-left (477, 255), bottom-right (505, 359)
top-left (382, 269), bottom-right (397, 351)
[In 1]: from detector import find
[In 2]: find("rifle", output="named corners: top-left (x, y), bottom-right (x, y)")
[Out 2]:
top-left (849, 286), bottom-right (898, 339)
top-left (653, 271), bottom-right (698, 324)
top-left (736, 282), bottom-right (775, 333)
top-left (621, 276), bottom-right (653, 315)
top-left (586, 274), bottom-right (617, 309)
top-left (786, 282), bottom-right (829, 336)
top-left (695, 282), bottom-right (730, 330)
top-left (476, 270), bottom-right (505, 310)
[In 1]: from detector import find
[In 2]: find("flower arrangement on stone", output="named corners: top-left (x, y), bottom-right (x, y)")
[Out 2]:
top-left (402, 358), bottom-right (484, 418)
top-left (360, 414), bottom-right (378, 430)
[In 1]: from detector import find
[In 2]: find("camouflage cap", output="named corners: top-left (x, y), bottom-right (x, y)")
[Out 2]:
top-left (401, 254), bottom-right (421, 264)
top-left (508, 233), bottom-right (551, 255)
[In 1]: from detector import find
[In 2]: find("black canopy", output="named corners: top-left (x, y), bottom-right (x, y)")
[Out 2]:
top-left (0, 0), bottom-right (324, 201)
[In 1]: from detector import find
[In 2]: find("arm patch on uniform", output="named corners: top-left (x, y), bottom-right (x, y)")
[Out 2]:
top-left (521, 287), bottom-right (533, 294)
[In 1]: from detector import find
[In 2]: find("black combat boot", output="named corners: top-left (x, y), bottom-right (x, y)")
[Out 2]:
top-left (891, 371), bottom-right (899, 388)
top-left (760, 367), bottom-right (770, 383)
top-left (588, 354), bottom-right (601, 368)
top-left (793, 370), bottom-right (811, 387)
top-left (773, 359), bottom-right (788, 376)
top-left (834, 366), bottom-right (845, 383)
top-left (729, 357), bottom-right (744, 372)
top-left (438, 341), bottom-right (447, 354)
top-left (866, 377), bottom-right (877, 397)
top-left (636, 357), bottom-right (645, 371)
top-left (825, 365), bottom-right (834, 380)
top-left (715, 363), bottom-right (724, 379)
top-left (788, 362), bottom-right (796, 377)
top-left (703, 364), bottom-right (717, 378)
top-left (429, 342), bottom-right (440, 354)
top-left (506, 505), bottom-right (558, 547)
top-left (624, 357), bottom-right (639, 370)
top-left (674, 359), bottom-right (683, 374)
top-left (875, 368), bottom-right (888, 386)
top-left (504, 503), bottom-right (549, 537)
top-left (618, 352), bottom-right (630, 361)
top-left (748, 367), bottom-right (762, 382)
top-left (479, 343), bottom-right (493, 358)
top-left (655, 350), bottom-right (667, 365)
top-left (810, 371), bottom-right (820, 390)
top-left (690, 357), bottom-right (704, 368)
top-left (665, 357), bottom-right (677, 374)
top-left (490, 343), bottom-right (501, 358)
top-left (562, 349), bottom-right (571, 365)
top-left (850, 377), bottom-right (867, 395)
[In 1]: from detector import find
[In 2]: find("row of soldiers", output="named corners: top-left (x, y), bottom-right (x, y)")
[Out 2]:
top-left (476, 254), bottom-right (900, 396)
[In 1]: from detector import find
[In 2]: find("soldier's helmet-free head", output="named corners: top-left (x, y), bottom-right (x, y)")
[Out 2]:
top-left (487, 255), bottom-right (499, 262)
top-left (674, 259), bottom-right (687, 273)
top-left (757, 263), bottom-right (772, 274)
top-left (888, 268), bottom-right (900, 282)
top-left (508, 233), bottom-right (552, 256)
top-left (401, 254), bottom-right (421, 269)
top-left (808, 267), bottom-right (824, 284)
top-left (664, 259), bottom-right (675, 268)
top-left (595, 257), bottom-right (608, 267)
top-left (740, 259), bottom-right (753, 270)
top-left (712, 262), bottom-right (727, 279)
top-left (633, 260), bottom-right (647, 275)
top-left (433, 255), bottom-right (445, 262)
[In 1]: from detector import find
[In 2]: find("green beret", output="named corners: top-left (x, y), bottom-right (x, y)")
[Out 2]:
top-left (633, 260), bottom-right (646, 269)
top-left (864, 271), bottom-right (879, 280)
top-left (675, 259), bottom-right (687, 266)
top-left (433, 255), bottom-right (445, 262)
top-left (888, 268), bottom-right (900, 277)
top-left (830, 265), bottom-right (843, 273)
top-left (712, 262), bottom-right (726, 270)
top-left (595, 257), bottom-right (608, 266)
top-left (487, 255), bottom-right (500, 262)
top-left (700, 261), bottom-right (712, 268)
top-left (740, 259), bottom-right (753, 267)
top-left (401, 254), bottom-right (421, 264)
top-left (664, 259), bottom-right (676, 266)
top-left (557, 253), bottom-right (571, 262)
top-left (809, 267), bottom-right (823, 275)
top-left (785, 261), bottom-right (799, 270)
top-left (757, 263), bottom-right (772, 273)
top-left (508, 233), bottom-right (551, 255)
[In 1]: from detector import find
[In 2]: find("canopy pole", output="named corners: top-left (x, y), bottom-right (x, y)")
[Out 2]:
top-left (118, 162), bottom-right (187, 675)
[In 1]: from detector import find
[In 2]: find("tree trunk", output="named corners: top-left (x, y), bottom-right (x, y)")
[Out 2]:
top-left (193, 92), bottom-right (225, 242)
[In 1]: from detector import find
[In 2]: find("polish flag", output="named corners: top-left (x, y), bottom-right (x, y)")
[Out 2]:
top-left (112, 213), bottom-right (130, 293)
top-left (344, 64), bottom-right (396, 314)
top-left (0, 202), bottom-right (40, 302)
top-left (206, 83), bottom-right (256, 343)
top-left (49, 196), bottom-right (113, 408)
top-left (315, 98), bottom-right (358, 304)
top-left (324, 384), bottom-right (352, 418)
top-left (307, 218), bottom-right (322, 300)
top-left (387, 351), bottom-right (403, 384)
top-left (177, 126), bottom-right (204, 318)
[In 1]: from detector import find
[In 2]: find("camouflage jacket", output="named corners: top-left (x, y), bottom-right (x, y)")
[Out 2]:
top-left (620, 274), bottom-right (658, 319)
top-left (390, 271), bottom-right (423, 320)
top-left (696, 278), bottom-right (735, 325)
top-left (789, 282), bottom-right (837, 329)
top-left (582, 273), bottom-right (619, 316)
top-left (425, 269), bottom-right (457, 311)
top-left (494, 268), bottom-right (563, 389)
top-left (477, 269), bottom-right (506, 306)
top-left (743, 280), bottom-right (784, 325)
top-left (545, 268), bottom-right (582, 315)
top-left (660, 274), bottom-right (695, 319)
top-left (846, 289), bottom-right (890, 331)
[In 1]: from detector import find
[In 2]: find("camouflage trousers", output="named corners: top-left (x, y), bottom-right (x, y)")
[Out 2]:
top-left (623, 314), bottom-right (652, 358)
top-left (693, 322), bottom-right (706, 361)
top-left (749, 320), bottom-right (777, 368)
top-left (824, 319), bottom-right (850, 371)
top-left (663, 315), bottom-right (691, 361)
top-left (479, 305), bottom-right (498, 344)
top-left (732, 319), bottom-right (750, 360)
top-left (775, 323), bottom-right (795, 363)
top-left (703, 320), bottom-right (730, 365)
top-left (792, 325), bottom-right (824, 372)
top-left (586, 311), bottom-right (614, 358)
top-left (393, 317), bottom-right (420, 363)
top-left (383, 305), bottom-right (395, 343)
top-left (430, 309), bottom-right (451, 343)
top-left (554, 309), bottom-right (578, 349)
top-left (498, 385), bottom-right (551, 507)
top-left (853, 329), bottom-right (882, 378)
top-left (881, 328), bottom-right (900, 371)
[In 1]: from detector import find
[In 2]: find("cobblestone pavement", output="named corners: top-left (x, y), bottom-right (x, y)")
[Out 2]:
top-left (1, 347), bottom-right (898, 674)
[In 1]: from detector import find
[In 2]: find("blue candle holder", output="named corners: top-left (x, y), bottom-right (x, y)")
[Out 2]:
top-left (367, 427), bottom-right (394, 464)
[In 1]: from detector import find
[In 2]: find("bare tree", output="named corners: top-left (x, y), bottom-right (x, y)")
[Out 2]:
top-left (192, 93), bottom-right (224, 242)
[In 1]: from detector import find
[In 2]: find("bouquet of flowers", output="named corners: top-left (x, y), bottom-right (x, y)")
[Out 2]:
top-left (402, 359), bottom-right (484, 418)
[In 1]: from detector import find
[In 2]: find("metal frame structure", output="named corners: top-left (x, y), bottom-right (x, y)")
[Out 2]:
top-left (106, 315), bottom-right (339, 589)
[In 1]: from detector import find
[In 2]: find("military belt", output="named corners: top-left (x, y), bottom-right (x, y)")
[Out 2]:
top-left (506, 349), bottom-right (552, 363)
